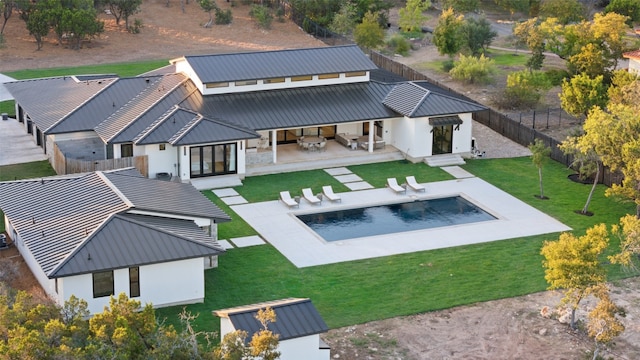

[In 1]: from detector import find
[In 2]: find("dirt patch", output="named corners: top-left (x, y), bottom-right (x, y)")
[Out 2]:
top-left (1, 4), bottom-right (639, 359)
top-left (0, 0), bottom-right (324, 72)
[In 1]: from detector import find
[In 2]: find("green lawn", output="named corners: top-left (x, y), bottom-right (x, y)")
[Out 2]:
top-left (156, 157), bottom-right (637, 336)
top-left (414, 49), bottom-right (529, 75)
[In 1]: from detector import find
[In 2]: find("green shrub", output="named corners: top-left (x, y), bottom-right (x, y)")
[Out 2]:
top-left (215, 8), bottom-right (233, 24)
top-left (442, 59), bottom-right (455, 72)
top-left (275, 6), bottom-right (285, 22)
top-left (449, 54), bottom-right (495, 84)
top-left (128, 18), bottom-right (143, 34)
top-left (497, 70), bottom-right (552, 109)
top-left (249, 5), bottom-right (273, 29)
top-left (544, 69), bottom-right (571, 87)
top-left (386, 35), bottom-right (411, 56)
top-left (399, 30), bottom-right (424, 40)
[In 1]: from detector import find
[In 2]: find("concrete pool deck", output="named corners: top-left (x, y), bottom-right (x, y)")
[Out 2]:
top-left (230, 177), bottom-right (572, 268)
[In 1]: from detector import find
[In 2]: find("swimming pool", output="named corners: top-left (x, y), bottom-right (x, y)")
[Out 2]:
top-left (296, 196), bottom-right (496, 242)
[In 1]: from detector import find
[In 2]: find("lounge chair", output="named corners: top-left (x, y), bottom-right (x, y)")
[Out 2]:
top-left (406, 176), bottom-right (426, 192)
top-left (386, 178), bottom-right (406, 194)
top-left (279, 191), bottom-right (299, 208)
top-left (302, 188), bottom-right (322, 205)
top-left (322, 185), bottom-right (341, 202)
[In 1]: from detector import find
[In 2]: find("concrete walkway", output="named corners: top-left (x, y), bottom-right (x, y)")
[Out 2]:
top-left (0, 73), bottom-right (16, 102)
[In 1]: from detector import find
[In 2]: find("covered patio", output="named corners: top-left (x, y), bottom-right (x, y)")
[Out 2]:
top-left (245, 139), bottom-right (404, 176)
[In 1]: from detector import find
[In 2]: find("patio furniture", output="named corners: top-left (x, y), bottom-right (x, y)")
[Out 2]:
top-left (335, 133), bottom-right (360, 149)
top-left (322, 185), bottom-right (341, 202)
top-left (302, 188), bottom-right (322, 205)
top-left (406, 176), bottom-right (425, 192)
top-left (279, 191), bottom-right (299, 208)
top-left (318, 140), bottom-right (327, 152)
top-left (358, 135), bottom-right (385, 150)
top-left (301, 136), bottom-right (324, 151)
top-left (386, 178), bottom-right (406, 194)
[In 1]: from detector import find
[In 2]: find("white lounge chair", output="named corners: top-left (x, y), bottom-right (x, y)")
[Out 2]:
top-left (279, 191), bottom-right (299, 208)
top-left (322, 185), bottom-right (341, 202)
top-left (302, 188), bottom-right (322, 205)
top-left (406, 176), bottom-right (426, 192)
top-left (386, 178), bottom-right (406, 194)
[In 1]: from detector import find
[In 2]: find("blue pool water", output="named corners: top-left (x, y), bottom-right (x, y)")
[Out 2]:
top-left (296, 196), bottom-right (496, 242)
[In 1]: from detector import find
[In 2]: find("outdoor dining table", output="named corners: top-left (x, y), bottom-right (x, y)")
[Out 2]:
top-left (300, 136), bottom-right (325, 151)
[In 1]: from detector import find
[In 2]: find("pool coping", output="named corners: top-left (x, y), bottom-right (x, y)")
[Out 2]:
top-left (230, 177), bottom-right (572, 268)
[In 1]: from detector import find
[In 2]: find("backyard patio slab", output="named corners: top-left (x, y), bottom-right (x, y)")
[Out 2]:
top-left (212, 188), bottom-right (240, 197)
top-left (230, 235), bottom-right (265, 247)
top-left (231, 177), bottom-right (572, 268)
top-left (324, 167), bottom-right (353, 176)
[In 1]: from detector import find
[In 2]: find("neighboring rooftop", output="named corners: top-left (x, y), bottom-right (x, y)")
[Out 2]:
top-left (213, 298), bottom-right (329, 342)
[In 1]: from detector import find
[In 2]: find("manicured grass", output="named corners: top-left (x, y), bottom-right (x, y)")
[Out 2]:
top-left (156, 157), bottom-right (637, 337)
top-left (414, 49), bottom-right (529, 74)
top-left (4, 60), bottom-right (169, 80)
top-left (0, 100), bottom-right (14, 117)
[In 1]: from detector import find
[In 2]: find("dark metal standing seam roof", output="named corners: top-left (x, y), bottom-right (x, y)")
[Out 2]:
top-left (213, 298), bottom-right (329, 342)
top-left (94, 73), bottom-right (188, 142)
top-left (0, 170), bottom-right (229, 278)
top-left (48, 76), bottom-right (167, 134)
top-left (102, 172), bottom-right (231, 221)
top-left (179, 81), bottom-right (398, 131)
top-left (411, 92), bottom-right (487, 117)
top-left (109, 78), bottom-right (200, 144)
top-left (0, 174), bottom-right (129, 274)
top-left (49, 213), bottom-right (224, 278)
top-left (4, 76), bottom-right (116, 132)
top-left (382, 82), bottom-right (430, 117)
top-left (179, 45), bottom-right (377, 83)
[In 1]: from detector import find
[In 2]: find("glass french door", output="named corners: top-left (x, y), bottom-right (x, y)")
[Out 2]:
top-left (432, 125), bottom-right (453, 155)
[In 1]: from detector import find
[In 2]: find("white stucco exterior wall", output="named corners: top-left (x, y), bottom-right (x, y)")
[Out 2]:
top-left (627, 58), bottom-right (640, 75)
top-left (57, 258), bottom-right (205, 315)
top-left (140, 143), bottom-right (178, 178)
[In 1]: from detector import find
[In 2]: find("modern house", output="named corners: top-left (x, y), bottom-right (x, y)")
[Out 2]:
top-left (624, 49), bottom-right (640, 75)
top-left (0, 168), bottom-right (230, 315)
top-left (5, 45), bottom-right (487, 188)
top-left (213, 298), bottom-right (330, 360)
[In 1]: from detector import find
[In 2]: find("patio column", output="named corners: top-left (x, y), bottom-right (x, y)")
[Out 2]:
top-left (367, 120), bottom-right (374, 153)
top-left (271, 130), bottom-right (277, 163)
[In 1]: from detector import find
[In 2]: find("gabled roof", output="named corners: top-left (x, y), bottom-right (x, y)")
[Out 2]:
top-left (180, 81), bottom-right (399, 130)
top-left (383, 81), bottom-right (487, 118)
top-left (0, 169), bottom-right (228, 277)
top-left (49, 213), bottom-right (224, 278)
top-left (213, 298), bottom-right (329, 342)
top-left (4, 76), bottom-right (116, 132)
top-left (94, 73), bottom-right (188, 142)
top-left (174, 45), bottom-right (377, 83)
top-left (135, 107), bottom-right (260, 145)
top-left (623, 49), bottom-right (640, 59)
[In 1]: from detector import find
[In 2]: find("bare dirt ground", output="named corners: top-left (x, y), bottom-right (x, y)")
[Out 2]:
top-left (1, 3), bottom-right (639, 359)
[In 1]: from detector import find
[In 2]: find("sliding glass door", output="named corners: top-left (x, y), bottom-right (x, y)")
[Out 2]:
top-left (190, 143), bottom-right (237, 177)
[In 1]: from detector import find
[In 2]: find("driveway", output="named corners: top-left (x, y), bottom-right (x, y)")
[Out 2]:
top-left (0, 73), bottom-right (15, 102)
top-left (0, 117), bottom-right (48, 167)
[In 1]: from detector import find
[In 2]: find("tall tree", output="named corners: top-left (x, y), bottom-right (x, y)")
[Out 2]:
top-left (513, 17), bottom-right (546, 70)
top-left (199, 0), bottom-right (217, 28)
top-left (25, 7), bottom-right (49, 50)
top-left (462, 16), bottom-right (497, 56)
top-left (540, 224), bottom-right (609, 329)
top-left (354, 11), bottom-right (384, 49)
top-left (605, 0), bottom-right (640, 26)
top-left (398, 0), bottom-right (430, 32)
top-left (0, 0), bottom-right (15, 34)
top-left (441, 0), bottom-right (478, 13)
top-left (528, 138), bottom-right (551, 199)
top-left (102, 0), bottom-right (142, 30)
top-left (558, 134), bottom-right (601, 215)
top-left (433, 8), bottom-right (465, 58)
top-left (581, 104), bottom-right (640, 217)
top-left (609, 214), bottom-right (640, 266)
top-left (539, 0), bottom-right (584, 24)
top-left (559, 73), bottom-right (607, 119)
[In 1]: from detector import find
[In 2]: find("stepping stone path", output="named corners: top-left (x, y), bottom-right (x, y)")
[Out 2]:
top-left (441, 166), bottom-right (475, 179)
top-left (324, 167), bottom-right (373, 190)
top-left (212, 188), bottom-right (248, 205)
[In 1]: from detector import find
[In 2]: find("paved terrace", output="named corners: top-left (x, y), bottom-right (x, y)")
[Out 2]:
top-left (231, 173), bottom-right (571, 268)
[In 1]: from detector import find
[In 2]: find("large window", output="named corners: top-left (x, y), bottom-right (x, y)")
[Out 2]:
top-left (121, 144), bottom-right (133, 158)
top-left (190, 143), bottom-right (237, 178)
top-left (93, 270), bottom-right (114, 298)
top-left (129, 267), bottom-right (140, 298)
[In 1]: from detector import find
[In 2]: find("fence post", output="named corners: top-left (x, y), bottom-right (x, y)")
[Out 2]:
top-left (532, 110), bottom-right (536, 129)
top-left (546, 107), bottom-right (550, 129)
